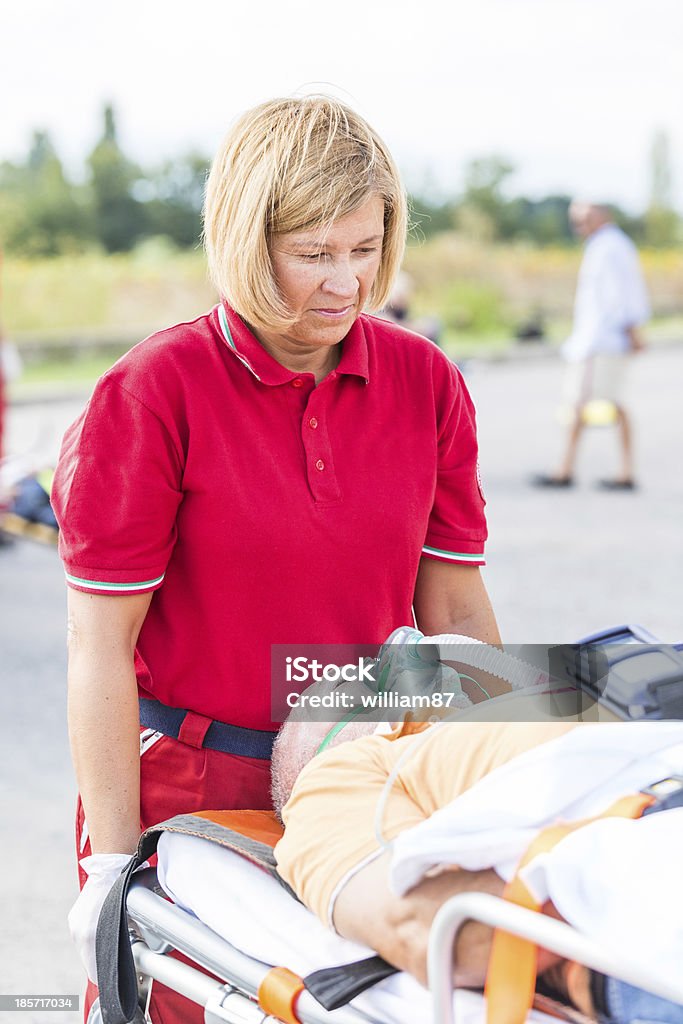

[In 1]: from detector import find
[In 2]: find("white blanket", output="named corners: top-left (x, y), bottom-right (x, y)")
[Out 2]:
top-left (158, 834), bottom-right (551, 1024)
top-left (390, 722), bottom-right (683, 985)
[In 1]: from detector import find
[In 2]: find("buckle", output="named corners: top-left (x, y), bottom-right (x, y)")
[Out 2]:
top-left (641, 775), bottom-right (683, 815)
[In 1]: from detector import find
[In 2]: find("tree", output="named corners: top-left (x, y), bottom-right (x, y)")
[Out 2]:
top-left (502, 196), bottom-right (573, 244)
top-left (455, 156), bottom-right (515, 241)
top-left (407, 192), bottom-right (458, 240)
top-left (143, 153), bottom-right (209, 248)
top-left (0, 131), bottom-right (92, 256)
top-left (644, 130), bottom-right (679, 247)
top-left (87, 104), bottom-right (146, 252)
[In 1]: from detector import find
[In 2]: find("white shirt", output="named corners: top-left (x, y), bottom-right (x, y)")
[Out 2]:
top-left (562, 223), bottom-right (650, 362)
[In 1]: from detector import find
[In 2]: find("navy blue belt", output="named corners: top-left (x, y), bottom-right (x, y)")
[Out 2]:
top-left (139, 698), bottom-right (277, 760)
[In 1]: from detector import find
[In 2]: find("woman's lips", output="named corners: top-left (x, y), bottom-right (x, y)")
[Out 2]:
top-left (312, 305), bottom-right (353, 319)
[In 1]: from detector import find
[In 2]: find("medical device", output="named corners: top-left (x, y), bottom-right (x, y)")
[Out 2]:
top-left (316, 627), bottom-right (549, 755)
top-left (557, 624), bottom-right (683, 720)
top-left (377, 626), bottom-right (547, 691)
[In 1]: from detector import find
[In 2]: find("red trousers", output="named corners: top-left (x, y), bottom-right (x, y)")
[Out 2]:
top-left (77, 713), bottom-right (273, 1023)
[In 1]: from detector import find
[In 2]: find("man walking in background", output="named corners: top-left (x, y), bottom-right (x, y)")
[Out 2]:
top-left (533, 200), bottom-right (650, 490)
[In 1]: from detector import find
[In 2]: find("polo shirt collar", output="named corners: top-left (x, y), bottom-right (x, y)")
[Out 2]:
top-left (217, 302), bottom-right (369, 385)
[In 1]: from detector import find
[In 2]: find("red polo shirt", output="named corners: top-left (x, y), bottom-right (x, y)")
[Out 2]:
top-left (52, 304), bottom-right (487, 729)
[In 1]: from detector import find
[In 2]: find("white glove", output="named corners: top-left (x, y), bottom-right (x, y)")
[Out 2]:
top-left (69, 853), bottom-right (133, 985)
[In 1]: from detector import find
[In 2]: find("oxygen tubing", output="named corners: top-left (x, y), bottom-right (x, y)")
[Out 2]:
top-left (416, 632), bottom-right (543, 691)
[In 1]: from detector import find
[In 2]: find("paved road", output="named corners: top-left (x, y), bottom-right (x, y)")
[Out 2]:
top-left (1, 342), bottom-right (682, 1019)
top-left (0, 542), bottom-right (78, 1022)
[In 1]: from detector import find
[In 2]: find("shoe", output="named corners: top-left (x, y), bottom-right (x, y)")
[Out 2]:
top-left (530, 474), bottom-right (574, 488)
top-left (596, 478), bottom-right (637, 491)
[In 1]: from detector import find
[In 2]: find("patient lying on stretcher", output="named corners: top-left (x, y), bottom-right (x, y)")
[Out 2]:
top-left (271, 717), bottom-right (683, 1024)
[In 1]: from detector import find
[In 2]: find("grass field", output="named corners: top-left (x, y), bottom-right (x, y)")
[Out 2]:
top-left (4, 236), bottom-right (682, 397)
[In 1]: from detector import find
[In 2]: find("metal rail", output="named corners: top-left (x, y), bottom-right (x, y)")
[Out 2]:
top-left (126, 877), bottom-right (375, 1024)
top-left (427, 892), bottom-right (683, 1024)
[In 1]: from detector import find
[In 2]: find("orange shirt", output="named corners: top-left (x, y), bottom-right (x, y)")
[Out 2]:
top-left (276, 720), bottom-right (579, 925)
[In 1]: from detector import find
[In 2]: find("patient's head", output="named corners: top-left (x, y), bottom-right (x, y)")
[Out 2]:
top-left (271, 717), bottom-right (375, 819)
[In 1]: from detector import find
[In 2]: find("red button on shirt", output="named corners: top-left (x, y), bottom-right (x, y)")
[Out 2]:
top-left (315, 459), bottom-right (325, 471)
top-left (308, 417), bottom-right (318, 429)
top-left (52, 304), bottom-right (487, 730)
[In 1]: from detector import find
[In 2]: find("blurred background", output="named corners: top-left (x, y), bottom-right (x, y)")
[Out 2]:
top-left (1, 0), bottom-right (682, 1018)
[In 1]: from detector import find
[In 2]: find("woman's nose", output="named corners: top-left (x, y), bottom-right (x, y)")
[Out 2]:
top-left (321, 261), bottom-right (358, 298)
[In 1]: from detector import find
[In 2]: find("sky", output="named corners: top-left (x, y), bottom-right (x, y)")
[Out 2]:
top-left (2, 0), bottom-right (682, 212)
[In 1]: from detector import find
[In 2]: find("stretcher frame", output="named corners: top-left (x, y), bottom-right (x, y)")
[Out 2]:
top-left (126, 868), bottom-right (683, 1024)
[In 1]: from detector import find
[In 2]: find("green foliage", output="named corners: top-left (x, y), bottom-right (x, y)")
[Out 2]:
top-left (643, 134), bottom-right (679, 245)
top-left (143, 153), bottom-right (208, 249)
top-left (455, 156), bottom-right (515, 241)
top-left (500, 196), bottom-right (573, 244)
top-left (4, 242), bottom-right (681, 349)
top-left (87, 104), bottom-right (147, 252)
top-left (0, 131), bottom-right (93, 256)
top-left (408, 194), bottom-right (456, 239)
top-left (1, 111), bottom-right (681, 260)
top-left (437, 280), bottom-right (512, 334)
top-left (3, 250), bottom-right (214, 334)
top-left (0, 105), bottom-right (212, 258)
top-left (644, 206), bottom-right (680, 247)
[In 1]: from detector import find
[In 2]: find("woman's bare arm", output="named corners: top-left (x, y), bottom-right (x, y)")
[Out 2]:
top-left (413, 561), bottom-right (507, 700)
top-left (413, 561), bottom-right (501, 645)
top-left (67, 588), bottom-right (153, 854)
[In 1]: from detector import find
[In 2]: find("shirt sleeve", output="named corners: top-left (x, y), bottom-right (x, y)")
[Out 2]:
top-left (585, 236), bottom-right (650, 340)
top-left (422, 359), bottom-right (488, 566)
top-left (51, 376), bottom-right (184, 594)
top-left (615, 244), bottom-right (650, 328)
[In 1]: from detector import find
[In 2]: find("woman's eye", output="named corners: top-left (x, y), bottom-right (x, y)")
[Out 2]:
top-left (301, 253), bottom-right (324, 261)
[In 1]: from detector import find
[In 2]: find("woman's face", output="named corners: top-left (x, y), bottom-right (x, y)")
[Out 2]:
top-left (268, 193), bottom-right (385, 350)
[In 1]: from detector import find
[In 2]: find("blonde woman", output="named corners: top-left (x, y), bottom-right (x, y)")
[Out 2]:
top-left (52, 96), bottom-right (499, 1024)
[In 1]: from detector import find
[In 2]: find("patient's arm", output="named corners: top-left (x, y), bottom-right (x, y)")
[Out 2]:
top-left (333, 851), bottom-right (565, 990)
top-left (333, 851), bottom-right (503, 987)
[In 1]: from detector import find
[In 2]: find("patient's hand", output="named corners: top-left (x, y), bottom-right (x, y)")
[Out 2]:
top-left (333, 852), bottom-right (567, 992)
top-left (333, 851), bottom-right (505, 988)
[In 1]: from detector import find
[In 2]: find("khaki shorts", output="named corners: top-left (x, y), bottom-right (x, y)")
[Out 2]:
top-left (563, 354), bottom-right (628, 407)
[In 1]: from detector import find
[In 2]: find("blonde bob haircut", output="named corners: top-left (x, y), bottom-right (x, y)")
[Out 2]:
top-left (203, 96), bottom-right (407, 334)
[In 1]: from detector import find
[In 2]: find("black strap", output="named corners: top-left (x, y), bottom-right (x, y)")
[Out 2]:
top-left (139, 698), bottom-right (277, 760)
top-left (304, 956), bottom-right (399, 1011)
top-left (589, 969), bottom-right (610, 1020)
top-left (96, 830), bottom-right (162, 1024)
top-left (95, 832), bottom-right (396, 1023)
top-left (95, 815), bottom-right (292, 1024)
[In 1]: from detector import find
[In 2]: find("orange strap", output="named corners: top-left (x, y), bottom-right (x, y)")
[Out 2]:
top-left (258, 966), bottom-right (305, 1024)
top-left (485, 792), bottom-right (655, 1024)
top-left (193, 809), bottom-right (284, 848)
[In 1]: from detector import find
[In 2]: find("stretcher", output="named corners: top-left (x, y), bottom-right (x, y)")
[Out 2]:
top-left (99, 628), bottom-right (683, 1024)
top-left (120, 836), bottom-right (683, 1024)
top-left (114, 778), bottom-right (683, 1023)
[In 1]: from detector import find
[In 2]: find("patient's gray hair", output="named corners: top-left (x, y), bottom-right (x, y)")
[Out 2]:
top-left (271, 718), bottom-right (375, 820)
